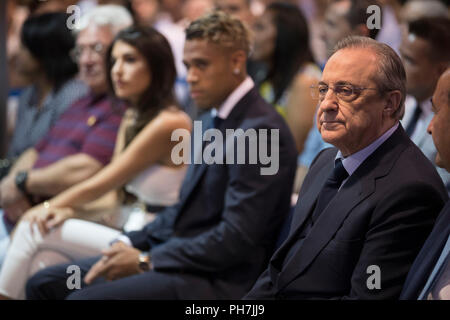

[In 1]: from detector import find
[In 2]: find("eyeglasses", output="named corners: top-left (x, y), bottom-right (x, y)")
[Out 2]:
top-left (310, 83), bottom-right (378, 102)
top-left (70, 43), bottom-right (106, 61)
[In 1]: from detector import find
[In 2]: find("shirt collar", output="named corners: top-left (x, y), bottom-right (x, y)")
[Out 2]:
top-left (211, 76), bottom-right (254, 120)
top-left (335, 122), bottom-right (399, 176)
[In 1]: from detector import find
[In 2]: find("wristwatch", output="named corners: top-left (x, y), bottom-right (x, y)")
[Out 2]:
top-left (138, 252), bottom-right (151, 272)
top-left (15, 171), bottom-right (29, 195)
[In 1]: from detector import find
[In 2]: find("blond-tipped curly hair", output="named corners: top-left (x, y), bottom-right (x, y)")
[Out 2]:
top-left (185, 10), bottom-right (251, 55)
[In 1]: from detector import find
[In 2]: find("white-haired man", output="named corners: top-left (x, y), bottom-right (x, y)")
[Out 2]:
top-left (0, 5), bottom-right (132, 266)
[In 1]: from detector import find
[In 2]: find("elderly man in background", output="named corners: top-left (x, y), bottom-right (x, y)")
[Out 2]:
top-left (0, 5), bottom-right (132, 266)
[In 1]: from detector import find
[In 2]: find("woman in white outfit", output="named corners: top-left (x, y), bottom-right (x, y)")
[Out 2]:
top-left (0, 24), bottom-right (191, 299)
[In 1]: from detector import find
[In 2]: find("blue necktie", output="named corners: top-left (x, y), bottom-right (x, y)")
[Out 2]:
top-left (212, 115), bottom-right (224, 129)
top-left (311, 158), bottom-right (349, 224)
top-left (280, 159), bottom-right (349, 268)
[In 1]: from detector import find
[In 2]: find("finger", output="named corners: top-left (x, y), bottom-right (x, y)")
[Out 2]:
top-left (100, 254), bottom-right (124, 281)
top-left (84, 260), bottom-right (103, 284)
top-left (84, 257), bottom-right (109, 284)
top-left (36, 217), bottom-right (48, 236)
top-left (29, 216), bottom-right (36, 234)
top-left (46, 215), bottom-right (61, 230)
top-left (47, 210), bottom-right (71, 230)
top-left (41, 211), bottom-right (56, 234)
top-left (30, 218), bottom-right (41, 237)
top-left (102, 244), bottom-right (124, 257)
top-left (102, 247), bottom-right (118, 257)
top-left (104, 268), bottom-right (120, 282)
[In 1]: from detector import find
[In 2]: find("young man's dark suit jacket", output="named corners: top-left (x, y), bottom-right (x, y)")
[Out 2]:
top-left (125, 87), bottom-right (298, 299)
top-left (245, 125), bottom-right (449, 299)
top-left (400, 201), bottom-right (450, 299)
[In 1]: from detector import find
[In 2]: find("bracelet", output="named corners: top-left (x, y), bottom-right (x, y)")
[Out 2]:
top-left (43, 201), bottom-right (50, 211)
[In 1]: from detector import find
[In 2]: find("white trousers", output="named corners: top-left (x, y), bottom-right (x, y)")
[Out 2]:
top-left (0, 219), bottom-right (121, 299)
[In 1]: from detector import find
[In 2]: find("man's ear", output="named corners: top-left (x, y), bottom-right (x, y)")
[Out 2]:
top-left (383, 90), bottom-right (402, 118)
top-left (230, 50), bottom-right (247, 75)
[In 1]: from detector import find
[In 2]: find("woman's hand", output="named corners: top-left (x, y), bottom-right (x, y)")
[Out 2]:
top-left (22, 202), bottom-right (75, 235)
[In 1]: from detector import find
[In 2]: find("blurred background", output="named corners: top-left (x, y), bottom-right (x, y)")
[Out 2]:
top-left (0, 0), bottom-right (449, 158)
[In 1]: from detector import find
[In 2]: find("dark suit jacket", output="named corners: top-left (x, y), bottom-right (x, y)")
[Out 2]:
top-left (400, 201), bottom-right (450, 299)
top-left (126, 88), bottom-right (298, 299)
top-left (245, 125), bottom-right (448, 299)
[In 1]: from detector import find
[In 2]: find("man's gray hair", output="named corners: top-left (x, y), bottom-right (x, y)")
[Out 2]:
top-left (333, 36), bottom-right (406, 120)
top-left (74, 5), bottom-right (133, 36)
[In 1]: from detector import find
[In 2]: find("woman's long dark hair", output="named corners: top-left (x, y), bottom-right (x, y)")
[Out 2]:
top-left (264, 2), bottom-right (315, 104)
top-left (105, 25), bottom-right (178, 146)
top-left (21, 12), bottom-right (78, 92)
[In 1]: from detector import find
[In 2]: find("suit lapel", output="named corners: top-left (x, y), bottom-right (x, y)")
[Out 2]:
top-left (277, 174), bottom-right (371, 290)
top-left (176, 114), bottom-right (214, 208)
top-left (289, 159), bottom-right (334, 236)
top-left (175, 88), bottom-right (257, 214)
top-left (277, 125), bottom-right (410, 291)
top-left (268, 157), bottom-right (334, 286)
top-left (402, 203), bottom-right (450, 298)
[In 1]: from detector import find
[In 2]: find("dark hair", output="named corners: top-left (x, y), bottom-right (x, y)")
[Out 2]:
top-left (408, 17), bottom-right (450, 63)
top-left (106, 25), bottom-right (177, 145)
top-left (345, 0), bottom-right (381, 40)
top-left (264, 2), bottom-right (315, 104)
top-left (21, 12), bottom-right (78, 91)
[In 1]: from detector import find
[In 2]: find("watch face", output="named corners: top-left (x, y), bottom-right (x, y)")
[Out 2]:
top-left (139, 253), bottom-right (150, 271)
top-left (139, 261), bottom-right (150, 271)
top-left (15, 171), bottom-right (28, 191)
top-left (15, 171), bottom-right (34, 204)
top-left (16, 171), bottom-right (26, 183)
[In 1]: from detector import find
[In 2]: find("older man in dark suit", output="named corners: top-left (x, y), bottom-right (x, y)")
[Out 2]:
top-left (245, 36), bottom-right (448, 300)
top-left (400, 69), bottom-right (450, 300)
top-left (25, 11), bottom-right (297, 300)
